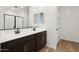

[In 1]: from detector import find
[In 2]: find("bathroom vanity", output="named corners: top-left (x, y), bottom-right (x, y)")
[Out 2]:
top-left (0, 27), bottom-right (47, 52)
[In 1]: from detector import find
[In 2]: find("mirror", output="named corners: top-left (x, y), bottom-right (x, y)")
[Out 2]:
top-left (3, 14), bottom-right (24, 30)
top-left (16, 16), bottom-right (23, 29)
top-left (4, 14), bottom-right (14, 30)
top-left (34, 13), bottom-right (44, 25)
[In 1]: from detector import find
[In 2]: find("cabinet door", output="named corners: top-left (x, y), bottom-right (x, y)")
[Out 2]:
top-left (36, 31), bottom-right (46, 51)
top-left (25, 35), bottom-right (35, 52)
top-left (1, 43), bottom-right (24, 52)
top-left (1, 43), bottom-right (8, 52)
top-left (41, 31), bottom-right (46, 47)
top-left (25, 39), bottom-right (35, 52)
top-left (8, 44), bottom-right (24, 52)
top-left (1, 37), bottom-right (26, 52)
top-left (36, 32), bottom-right (43, 51)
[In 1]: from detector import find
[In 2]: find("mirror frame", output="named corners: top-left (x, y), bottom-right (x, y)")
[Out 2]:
top-left (3, 14), bottom-right (24, 30)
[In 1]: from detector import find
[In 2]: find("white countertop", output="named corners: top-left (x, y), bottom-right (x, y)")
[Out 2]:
top-left (0, 27), bottom-right (47, 43)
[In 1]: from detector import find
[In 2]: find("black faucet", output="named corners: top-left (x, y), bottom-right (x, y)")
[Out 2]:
top-left (15, 28), bottom-right (20, 34)
top-left (33, 27), bottom-right (36, 31)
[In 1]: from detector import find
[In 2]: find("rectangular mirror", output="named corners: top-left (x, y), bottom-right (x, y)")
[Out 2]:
top-left (16, 16), bottom-right (23, 29)
top-left (4, 14), bottom-right (15, 30)
top-left (34, 13), bottom-right (44, 25)
top-left (4, 14), bottom-right (24, 30)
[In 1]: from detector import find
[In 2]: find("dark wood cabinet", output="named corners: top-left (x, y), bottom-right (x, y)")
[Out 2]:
top-left (25, 35), bottom-right (36, 52)
top-left (1, 31), bottom-right (47, 52)
top-left (36, 31), bottom-right (46, 51)
top-left (1, 37), bottom-right (26, 52)
top-left (8, 44), bottom-right (24, 52)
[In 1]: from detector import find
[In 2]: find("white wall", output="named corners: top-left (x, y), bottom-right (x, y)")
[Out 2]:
top-left (29, 6), bottom-right (58, 48)
top-left (60, 6), bottom-right (79, 42)
top-left (23, 7), bottom-right (29, 27)
top-left (0, 6), bottom-right (29, 29)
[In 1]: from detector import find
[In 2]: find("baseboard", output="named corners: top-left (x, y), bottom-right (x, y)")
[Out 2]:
top-left (60, 37), bottom-right (79, 43)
